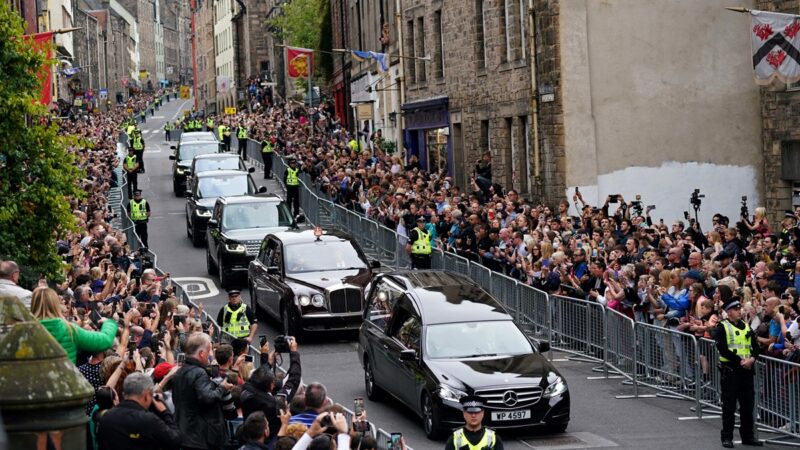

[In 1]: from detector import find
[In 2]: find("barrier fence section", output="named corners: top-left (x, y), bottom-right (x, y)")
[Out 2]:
top-left (116, 136), bottom-right (409, 449)
top-left (237, 138), bottom-right (800, 444)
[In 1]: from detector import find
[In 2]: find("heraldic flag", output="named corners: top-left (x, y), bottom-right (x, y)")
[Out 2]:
top-left (286, 46), bottom-right (314, 79)
top-left (751, 10), bottom-right (800, 84)
top-left (23, 31), bottom-right (55, 105)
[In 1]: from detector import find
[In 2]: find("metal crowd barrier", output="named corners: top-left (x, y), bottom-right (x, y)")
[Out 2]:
top-left (234, 137), bottom-right (800, 444)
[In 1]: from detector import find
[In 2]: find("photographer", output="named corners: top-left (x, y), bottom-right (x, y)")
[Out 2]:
top-left (172, 332), bottom-right (237, 450)
top-left (741, 206), bottom-right (771, 239)
top-left (96, 372), bottom-right (182, 450)
top-left (241, 336), bottom-right (302, 449)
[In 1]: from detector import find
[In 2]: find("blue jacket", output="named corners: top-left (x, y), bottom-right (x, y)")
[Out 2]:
top-left (661, 289), bottom-right (690, 317)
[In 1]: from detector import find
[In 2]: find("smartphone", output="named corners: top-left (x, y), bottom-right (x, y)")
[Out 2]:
top-left (276, 393), bottom-right (288, 414)
top-left (259, 335), bottom-right (268, 347)
top-left (647, 205), bottom-right (656, 210)
top-left (176, 352), bottom-right (185, 364)
top-left (575, 186), bottom-right (579, 194)
top-left (389, 433), bottom-right (402, 450)
top-left (354, 397), bottom-right (365, 416)
top-left (608, 195), bottom-right (619, 204)
top-left (354, 419), bottom-right (370, 433)
top-left (244, 355), bottom-right (254, 363)
top-left (127, 340), bottom-right (137, 355)
top-left (146, 303), bottom-right (155, 310)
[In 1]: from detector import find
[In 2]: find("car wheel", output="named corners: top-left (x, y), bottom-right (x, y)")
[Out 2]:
top-left (206, 249), bottom-right (216, 275)
top-left (545, 422), bottom-right (568, 434)
top-left (191, 221), bottom-right (204, 247)
top-left (364, 357), bottom-right (383, 401)
top-left (422, 392), bottom-right (443, 439)
top-left (280, 302), bottom-right (301, 340)
top-left (173, 181), bottom-right (181, 197)
top-left (218, 257), bottom-right (232, 289)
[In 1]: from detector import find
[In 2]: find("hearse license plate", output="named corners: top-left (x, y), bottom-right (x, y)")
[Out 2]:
top-left (491, 410), bottom-right (530, 421)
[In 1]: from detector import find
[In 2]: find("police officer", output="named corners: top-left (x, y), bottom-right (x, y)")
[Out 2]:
top-left (164, 121), bottom-right (173, 141)
top-left (407, 216), bottom-right (432, 269)
top-left (139, 108), bottom-right (146, 124)
top-left (236, 124), bottom-right (249, 157)
top-left (716, 297), bottom-right (762, 448)
top-left (223, 123), bottom-right (232, 152)
top-left (123, 147), bottom-right (140, 198)
top-left (216, 290), bottom-right (257, 343)
top-left (444, 396), bottom-right (503, 450)
top-left (260, 136), bottom-right (274, 179)
top-left (130, 129), bottom-right (146, 173)
top-left (128, 190), bottom-right (151, 248)
top-left (218, 123), bottom-right (228, 150)
top-left (284, 158), bottom-right (301, 217)
top-left (206, 116), bottom-right (214, 132)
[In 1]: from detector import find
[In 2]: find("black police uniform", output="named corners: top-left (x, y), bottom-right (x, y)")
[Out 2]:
top-left (715, 300), bottom-right (762, 448)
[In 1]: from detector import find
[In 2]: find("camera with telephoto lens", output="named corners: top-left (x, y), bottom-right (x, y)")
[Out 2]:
top-left (690, 189), bottom-right (705, 210)
top-left (274, 335), bottom-right (291, 353)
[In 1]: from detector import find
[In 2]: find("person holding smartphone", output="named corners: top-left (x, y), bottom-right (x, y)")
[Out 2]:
top-left (443, 395), bottom-right (503, 450)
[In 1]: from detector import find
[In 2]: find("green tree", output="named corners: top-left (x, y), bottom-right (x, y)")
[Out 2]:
top-left (0, 3), bottom-right (84, 283)
top-left (267, 0), bottom-right (330, 78)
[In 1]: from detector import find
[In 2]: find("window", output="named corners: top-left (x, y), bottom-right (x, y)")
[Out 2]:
top-left (505, 117), bottom-right (513, 189)
top-left (433, 10), bottom-right (444, 78)
top-left (521, 116), bottom-right (531, 193)
top-left (500, 0), bottom-right (509, 63)
top-left (519, 0), bottom-right (527, 60)
top-left (475, 0), bottom-right (485, 69)
top-left (480, 119), bottom-right (489, 152)
top-left (405, 19), bottom-right (415, 82)
top-left (366, 278), bottom-right (404, 331)
top-left (416, 16), bottom-right (426, 82)
top-left (391, 308), bottom-right (421, 352)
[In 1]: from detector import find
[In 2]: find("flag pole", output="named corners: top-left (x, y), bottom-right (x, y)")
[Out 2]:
top-left (332, 48), bottom-right (431, 62)
top-left (308, 55), bottom-right (313, 136)
top-left (724, 7), bottom-right (750, 13)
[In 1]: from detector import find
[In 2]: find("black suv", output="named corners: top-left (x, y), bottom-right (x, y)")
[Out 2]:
top-left (248, 229), bottom-right (380, 338)
top-left (169, 140), bottom-right (222, 196)
top-left (185, 170), bottom-right (265, 246)
top-left (206, 195), bottom-right (304, 288)
top-left (358, 270), bottom-right (569, 439)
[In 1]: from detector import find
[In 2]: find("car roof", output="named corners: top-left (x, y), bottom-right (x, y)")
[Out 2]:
top-left (181, 132), bottom-right (216, 140)
top-left (193, 153), bottom-right (239, 161)
top-left (195, 169), bottom-right (249, 178)
top-left (268, 229), bottom-right (355, 245)
top-left (218, 194), bottom-right (282, 205)
top-left (180, 140), bottom-right (219, 147)
top-left (381, 270), bottom-right (512, 325)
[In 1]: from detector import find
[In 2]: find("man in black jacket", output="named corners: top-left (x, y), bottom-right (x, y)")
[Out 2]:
top-left (240, 337), bottom-right (302, 449)
top-left (97, 372), bottom-right (182, 450)
top-left (172, 332), bottom-right (236, 450)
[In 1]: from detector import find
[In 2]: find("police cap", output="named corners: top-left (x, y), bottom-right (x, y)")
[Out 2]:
top-left (459, 395), bottom-right (486, 413)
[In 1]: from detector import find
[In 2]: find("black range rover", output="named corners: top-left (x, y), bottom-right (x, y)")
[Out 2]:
top-left (358, 271), bottom-right (569, 439)
top-left (206, 194), bottom-right (304, 288)
top-left (248, 229), bottom-right (380, 338)
top-left (169, 140), bottom-right (222, 196)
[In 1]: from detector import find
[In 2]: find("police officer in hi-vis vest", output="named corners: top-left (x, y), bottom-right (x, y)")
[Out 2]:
top-left (406, 216), bottom-right (432, 269)
top-left (715, 297), bottom-right (762, 448)
top-left (260, 136), bottom-right (274, 179)
top-left (130, 128), bottom-right (146, 173)
top-left (123, 147), bottom-right (141, 198)
top-left (284, 158), bottom-right (301, 217)
top-left (443, 396), bottom-right (503, 450)
top-left (127, 190), bottom-right (151, 248)
top-left (236, 124), bottom-right (248, 158)
top-left (216, 290), bottom-right (257, 343)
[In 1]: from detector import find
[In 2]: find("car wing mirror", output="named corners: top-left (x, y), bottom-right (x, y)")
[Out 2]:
top-left (248, 167), bottom-right (256, 173)
top-left (170, 145), bottom-right (177, 150)
top-left (295, 214), bottom-right (306, 224)
top-left (399, 349), bottom-right (418, 361)
top-left (369, 260), bottom-right (381, 269)
top-left (207, 219), bottom-right (218, 228)
top-left (184, 190), bottom-right (192, 198)
top-left (538, 341), bottom-right (550, 354)
top-left (258, 186), bottom-right (268, 193)
top-left (169, 154), bottom-right (176, 160)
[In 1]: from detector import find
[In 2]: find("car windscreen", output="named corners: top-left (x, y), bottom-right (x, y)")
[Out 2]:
top-left (178, 142), bottom-right (219, 161)
top-left (181, 132), bottom-right (216, 142)
top-left (425, 321), bottom-right (532, 359)
top-left (284, 241), bottom-right (366, 273)
top-left (197, 175), bottom-right (249, 199)
top-left (222, 202), bottom-right (292, 230)
top-left (195, 157), bottom-right (240, 172)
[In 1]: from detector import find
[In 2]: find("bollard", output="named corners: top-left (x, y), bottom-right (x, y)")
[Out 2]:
top-left (0, 295), bottom-right (94, 450)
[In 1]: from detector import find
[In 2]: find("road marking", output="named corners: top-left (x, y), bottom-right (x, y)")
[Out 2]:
top-left (172, 277), bottom-right (219, 299)
top-left (142, 130), bottom-right (150, 134)
top-left (167, 212), bottom-right (185, 215)
top-left (171, 100), bottom-right (193, 120)
top-left (153, 115), bottom-right (165, 119)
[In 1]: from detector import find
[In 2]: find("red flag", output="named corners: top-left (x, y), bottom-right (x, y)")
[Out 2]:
top-left (286, 46), bottom-right (313, 79)
top-left (24, 31), bottom-right (55, 105)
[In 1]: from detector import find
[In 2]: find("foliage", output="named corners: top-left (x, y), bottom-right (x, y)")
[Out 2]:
top-left (267, 0), bottom-right (331, 79)
top-left (380, 138), bottom-right (397, 155)
top-left (0, 3), bottom-right (84, 283)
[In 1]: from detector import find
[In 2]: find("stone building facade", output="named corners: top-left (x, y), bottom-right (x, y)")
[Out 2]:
top-left (330, 0), bottom-right (352, 129)
top-left (161, 1), bottom-right (179, 85)
top-left (118, 0), bottom-right (157, 90)
top-left (195, 0), bottom-right (217, 114)
top-left (400, 0), bottom-right (532, 193)
top-left (757, 0), bottom-right (800, 224)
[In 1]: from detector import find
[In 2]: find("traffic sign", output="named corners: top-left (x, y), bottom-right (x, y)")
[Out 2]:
top-left (225, 107), bottom-right (237, 115)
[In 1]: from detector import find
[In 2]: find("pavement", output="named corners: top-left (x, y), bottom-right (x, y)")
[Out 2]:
top-left (132, 99), bottom-right (789, 450)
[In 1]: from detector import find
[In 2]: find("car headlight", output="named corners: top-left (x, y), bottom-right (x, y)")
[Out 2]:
top-left (196, 209), bottom-right (212, 217)
top-left (297, 295), bottom-right (311, 307)
top-left (176, 167), bottom-right (186, 174)
top-left (438, 385), bottom-right (467, 403)
top-left (543, 374), bottom-right (567, 398)
top-left (311, 294), bottom-right (325, 308)
top-left (225, 242), bottom-right (245, 252)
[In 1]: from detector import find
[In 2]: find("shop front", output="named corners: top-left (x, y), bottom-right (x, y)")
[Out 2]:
top-left (401, 97), bottom-right (452, 175)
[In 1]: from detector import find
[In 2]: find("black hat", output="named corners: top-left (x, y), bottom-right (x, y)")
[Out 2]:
top-left (227, 289), bottom-right (241, 296)
top-left (723, 296), bottom-right (742, 311)
top-left (416, 215), bottom-right (426, 223)
top-left (459, 395), bottom-right (486, 413)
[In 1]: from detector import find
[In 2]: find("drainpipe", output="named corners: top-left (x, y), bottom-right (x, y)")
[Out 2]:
top-left (529, 0), bottom-right (541, 193)
top-left (395, 0), bottom-right (405, 159)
